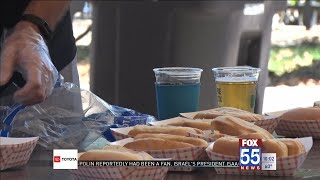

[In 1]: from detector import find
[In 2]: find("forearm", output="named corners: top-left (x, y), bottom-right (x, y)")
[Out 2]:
top-left (23, 0), bottom-right (71, 31)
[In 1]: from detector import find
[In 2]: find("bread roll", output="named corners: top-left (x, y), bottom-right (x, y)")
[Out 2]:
top-left (124, 138), bottom-right (195, 151)
top-left (128, 125), bottom-right (203, 137)
top-left (193, 107), bottom-right (265, 122)
top-left (102, 145), bottom-right (133, 152)
top-left (102, 145), bottom-right (154, 160)
top-left (168, 119), bottom-right (212, 130)
top-left (262, 139), bottom-right (288, 157)
top-left (278, 139), bottom-right (305, 156)
top-left (211, 136), bottom-right (240, 157)
top-left (281, 108), bottom-right (320, 121)
top-left (134, 133), bottom-right (208, 147)
top-left (211, 116), bottom-right (273, 139)
top-left (79, 149), bottom-right (143, 161)
top-left (237, 133), bottom-right (269, 139)
top-left (212, 137), bottom-right (289, 158)
top-left (207, 131), bottom-right (229, 139)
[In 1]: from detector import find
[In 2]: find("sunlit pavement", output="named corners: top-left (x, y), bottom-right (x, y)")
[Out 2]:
top-left (262, 85), bottom-right (320, 113)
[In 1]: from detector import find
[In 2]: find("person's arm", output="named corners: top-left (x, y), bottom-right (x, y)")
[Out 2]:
top-left (22, 1), bottom-right (71, 31)
top-left (0, 1), bottom-right (71, 105)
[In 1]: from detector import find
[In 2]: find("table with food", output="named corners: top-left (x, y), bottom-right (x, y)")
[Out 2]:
top-left (1, 67), bottom-right (320, 180)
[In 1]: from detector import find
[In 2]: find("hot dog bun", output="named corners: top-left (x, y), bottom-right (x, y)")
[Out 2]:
top-left (262, 139), bottom-right (288, 157)
top-left (211, 116), bottom-right (273, 139)
top-left (237, 133), bottom-right (269, 139)
top-left (277, 139), bottom-right (305, 156)
top-left (281, 108), bottom-right (320, 121)
top-left (193, 107), bottom-right (265, 122)
top-left (211, 136), bottom-right (239, 157)
top-left (79, 145), bottom-right (154, 161)
top-left (208, 131), bottom-right (229, 139)
top-left (128, 125), bottom-right (203, 137)
top-left (134, 133), bottom-right (208, 147)
top-left (79, 149), bottom-right (143, 161)
top-left (124, 138), bottom-right (195, 151)
top-left (167, 119), bottom-right (212, 130)
top-left (212, 137), bottom-right (289, 158)
top-left (102, 145), bottom-right (154, 160)
top-left (102, 145), bottom-right (131, 151)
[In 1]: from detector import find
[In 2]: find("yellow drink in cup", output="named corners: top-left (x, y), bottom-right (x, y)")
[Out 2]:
top-left (212, 67), bottom-right (261, 112)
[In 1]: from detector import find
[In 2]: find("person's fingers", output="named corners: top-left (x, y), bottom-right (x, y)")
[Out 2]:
top-left (0, 45), bottom-right (16, 85)
top-left (3, 26), bottom-right (58, 106)
top-left (43, 66), bottom-right (53, 97)
top-left (14, 64), bottom-right (46, 105)
top-left (14, 81), bottom-right (46, 105)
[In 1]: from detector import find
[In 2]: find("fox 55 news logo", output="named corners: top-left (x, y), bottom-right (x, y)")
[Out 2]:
top-left (239, 139), bottom-right (262, 170)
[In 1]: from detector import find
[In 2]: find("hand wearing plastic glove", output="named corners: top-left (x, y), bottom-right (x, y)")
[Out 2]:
top-left (0, 22), bottom-right (58, 105)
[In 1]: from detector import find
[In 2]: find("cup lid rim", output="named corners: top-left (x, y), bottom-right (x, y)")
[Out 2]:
top-left (153, 67), bottom-right (203, 73)
top-left (212, 66), bottom-right (261, 73)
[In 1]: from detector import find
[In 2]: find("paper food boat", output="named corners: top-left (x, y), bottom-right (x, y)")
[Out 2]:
top-left (187, 131), bottom-right (218, 143)
top-left (276, 119), bottom-right (320, 139)
top-left (205, 137), bottom-right (313, 176)
top-left (110, 138), bottom-right (205, 171)
top-left (0, 137), bottom-right (39, 171)
top-left (70, 165), bottom-right (168, 180)
top-left (147, 117), bottom-right (214, 143)
top-left (268, 109), bottom-right (320, 139)
top-left (110, 123), bottom-right (206, 141)
top-left (253, 116), bottom-right (281, 133)
top-left (149, 116), bottom-right (279, 142)
top-left (148, 117), bottom-right (211, 128)
top-left (110, 127), bottom-right (133, 141)
top-left (70, 146), bottom-right (169, 180)
top-left (180, 111), bottom-right (280, 133)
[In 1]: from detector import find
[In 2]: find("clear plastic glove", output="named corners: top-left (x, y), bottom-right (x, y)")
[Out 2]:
top-left (0, 22), bottom-right (58, 105)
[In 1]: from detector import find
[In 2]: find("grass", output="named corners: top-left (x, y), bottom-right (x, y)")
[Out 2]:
top-left (268, 42), bottom-right (320, 76)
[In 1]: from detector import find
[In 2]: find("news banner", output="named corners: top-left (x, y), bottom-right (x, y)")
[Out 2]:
top-left (54, 139), bottom-right (276, 170)
top-left (78, 160), bottom-right (239, 168)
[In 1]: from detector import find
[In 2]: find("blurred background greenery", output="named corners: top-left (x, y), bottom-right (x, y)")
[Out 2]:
top-left (269, 42), bottom-right (320, 76)
top-left (74, 0), bottom-right (320, 88)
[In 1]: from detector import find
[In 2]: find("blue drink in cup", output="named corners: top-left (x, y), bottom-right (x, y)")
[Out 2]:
top-left (153, 67), bottom-right (203, 120)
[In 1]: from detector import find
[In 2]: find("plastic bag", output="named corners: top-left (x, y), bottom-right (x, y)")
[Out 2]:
top-left (0, 81), bottom-right (155, 150)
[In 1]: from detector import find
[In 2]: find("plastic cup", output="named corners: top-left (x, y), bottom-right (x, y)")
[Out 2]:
top-left (212, 66), bottom-right (261, 112)
top-left (153, 67), bottom-right (203, 120)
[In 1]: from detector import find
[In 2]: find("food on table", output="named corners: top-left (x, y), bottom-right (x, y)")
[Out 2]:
top-left (211, 136), bottom-right (240, 156)
top-left (79, 145), bottom-right (153, 161)
top-left (262, 139), bottom-right (288, 157)
top-left (277, 139), bottom-right (306, 156)
top-left (237, 132), bottom-right (270, 139)
top-left (193, 107), bottom-right (265, 122)
top-left (128, 125), bottom-right (203, 137)
top-left (207, 131), bottom-right (229, 139)
top-left (211, 137), bottom-right (304, 158)
top-left (281, 107), bottom-right (320, 121)
top-left (123, 138), bottom-right (195, 151)
top-left (210, 116), bottom-right (273, 139)
top-left (134, 133), bottom-right (208, 147)
top-left (167, 119), bottom-right (212, 130)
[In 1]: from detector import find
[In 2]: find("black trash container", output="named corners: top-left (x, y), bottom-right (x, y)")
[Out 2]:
top-left (90, 1), bottom-right (286, 116)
